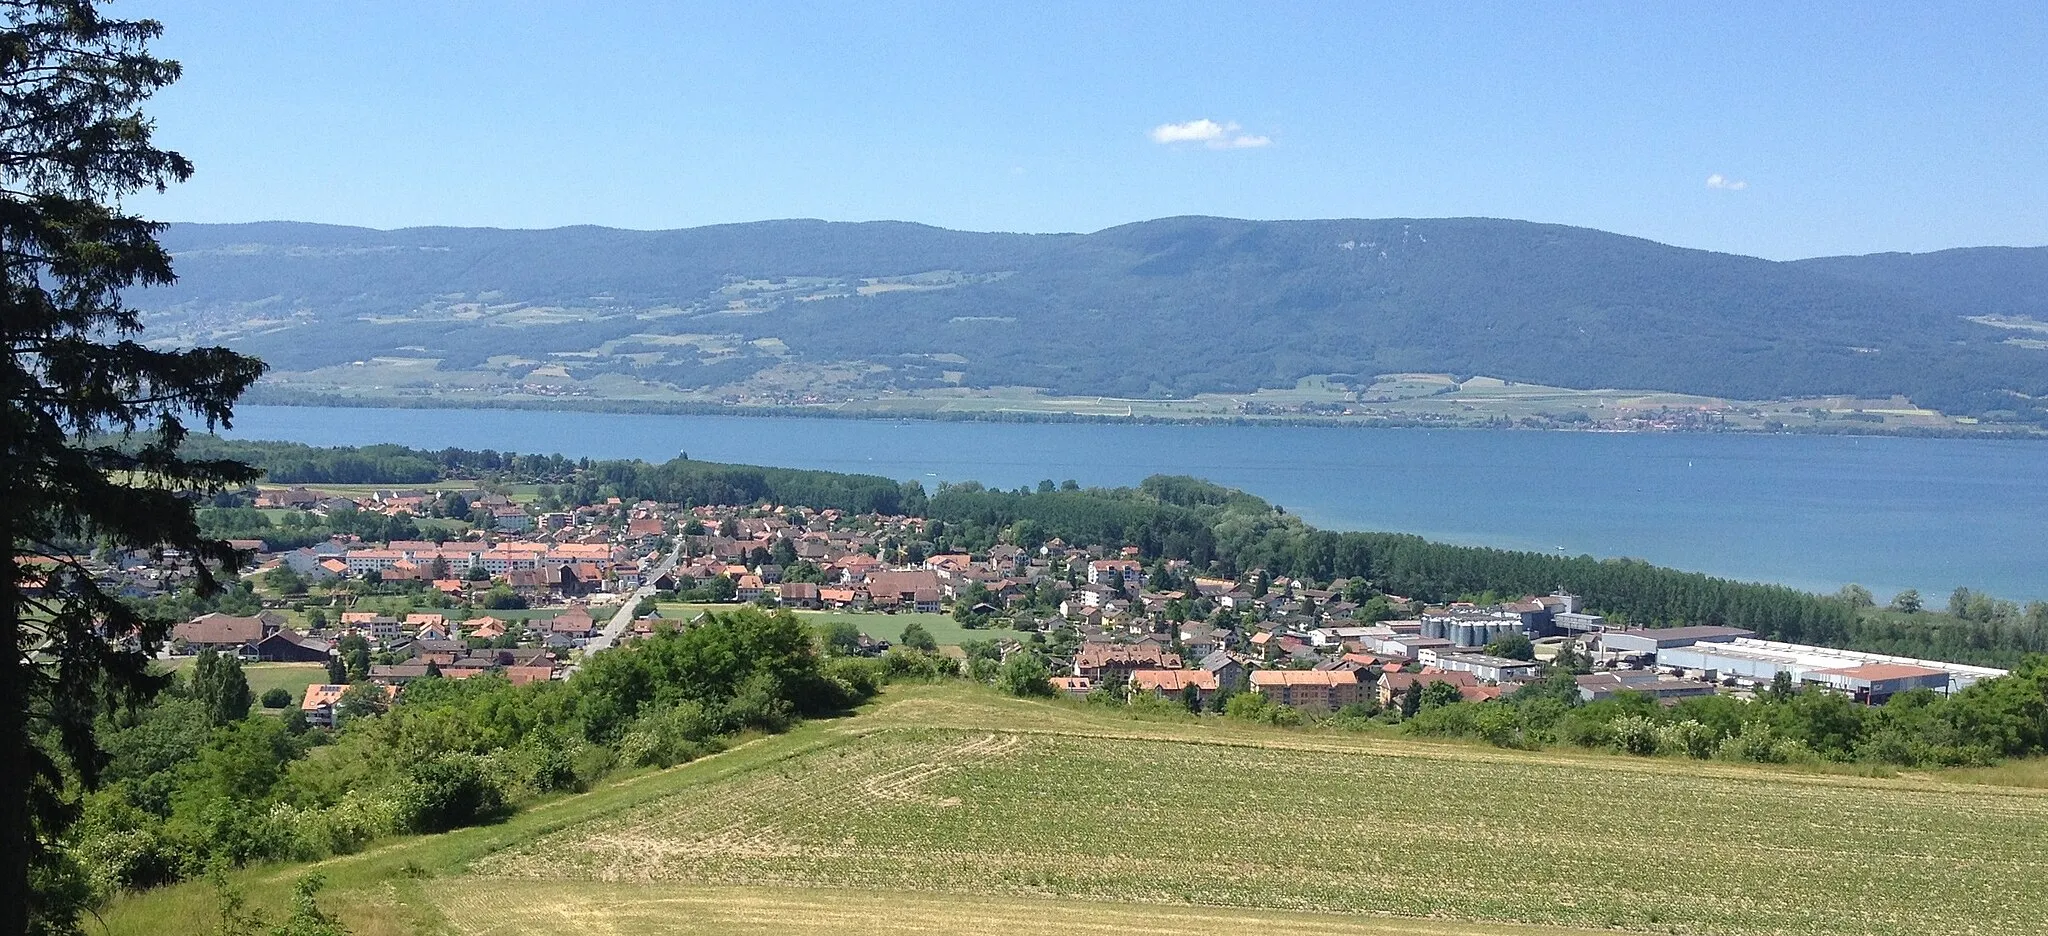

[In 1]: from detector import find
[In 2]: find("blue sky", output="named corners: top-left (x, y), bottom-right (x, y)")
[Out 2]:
top-left (132, 1), bottom-right (2047, 259)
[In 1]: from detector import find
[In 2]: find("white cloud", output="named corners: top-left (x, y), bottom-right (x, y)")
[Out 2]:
top-left (1706, 173), bottom-right (1749, 191)
top-left (1151, 118), bottom-right (1271, 149)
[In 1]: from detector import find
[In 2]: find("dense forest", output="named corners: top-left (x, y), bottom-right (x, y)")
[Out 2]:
top-left (134, 218), bottom-right (2048, 424)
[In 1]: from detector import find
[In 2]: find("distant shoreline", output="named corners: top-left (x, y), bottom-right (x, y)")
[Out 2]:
top-left (238, 388), bottom-right (2048, 441)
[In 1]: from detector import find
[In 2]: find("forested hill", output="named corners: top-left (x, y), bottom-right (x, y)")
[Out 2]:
top-left (135, 217), bottom-right (2048, 423)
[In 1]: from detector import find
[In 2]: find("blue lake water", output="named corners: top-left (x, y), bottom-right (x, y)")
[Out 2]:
top-left (223, 405), bottom-right (2048, 602)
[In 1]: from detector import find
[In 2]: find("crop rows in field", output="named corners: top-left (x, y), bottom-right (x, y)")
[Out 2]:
top-left (471, 721), bottom-right (2048, 936)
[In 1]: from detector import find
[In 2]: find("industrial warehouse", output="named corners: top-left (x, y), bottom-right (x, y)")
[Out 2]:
top-left (1603, 629), bottom-right (2008, 703)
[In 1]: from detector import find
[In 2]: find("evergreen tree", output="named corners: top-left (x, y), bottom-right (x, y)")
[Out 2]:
top-left (1, 4), bottom-right (265, 929)
top-left (325, 654), bottom-right (348, 685)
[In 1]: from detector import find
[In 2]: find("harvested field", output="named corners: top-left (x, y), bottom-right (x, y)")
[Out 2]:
top-left (101, 684), bottom-right (2048, 936)
top-left (463, 688), bottom-right (2048, 936)
top-left (434, 883), bottom-right (1598, 936)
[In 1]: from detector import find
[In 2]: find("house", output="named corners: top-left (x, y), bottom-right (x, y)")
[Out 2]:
top-left (505, 568), bottom-right (551, 594)
top-left (549, 607), bottom-right (598, 639)
top-left (463, 616), bottom-right (508, 640)
top-left (1248, 669), bottom-right (1366, 711)
top-left (250, 629), bottom-right (332, 663)
top-left (173, 611), bottom-right (286, 653)
top-left (339, 612), bottom-right (402, 643)
top-left (301, 683), bottom-right (347, 728)
top-left (1198, 650), bottom-right (1247, 691)
top-left (1086, 559), bottom-right (1145, 589)
top-left (504, 665), bottom-right (557, 686)
top-left (735, 574), bottom-right (766, 602)
top-left (1129, 668), bottom-right (1220, 706)
top-left (368, 663), bottom-right (431, 685)
top-left (863, 570), bottom-right (943, 613)
top-left (302, 681), bottom-right (398, 727)
top-left (491, 507), bottom-right (533, 532)
top-left (778, 582), bottom-right (821, 609)
top-left (1072, 644), bottom-right (1182, 681)
top-left (1049, 676), bottom-right (1094, 698)
top-left (1377, 670), bottom-right (1481, 707)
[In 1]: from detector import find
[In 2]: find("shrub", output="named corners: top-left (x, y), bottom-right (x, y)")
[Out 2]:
top-left (1717, 721), bottom-right (1812, 764)
top-left (398, 753), bottom-right (510, 833)
top-left (617, 702), bottom-right (727, 769)
top-left (1658, 719), bottom-right (1720, 759)
top-left (1610, 715), bottom-right (1663, 756)
top-left (261, 687), bottom-right (294, 709)
top-left (995, 654), bottom-right (1054, 697)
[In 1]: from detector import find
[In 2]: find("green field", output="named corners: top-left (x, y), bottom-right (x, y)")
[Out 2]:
top-left (160, 660), bottom-right (328, 707)
top-left (653, 605), bottom-right (1015, 647)
top-left (791, 609), bottom-right (1011, 647)
top-left (100, 684), bottom-right (2048, 936)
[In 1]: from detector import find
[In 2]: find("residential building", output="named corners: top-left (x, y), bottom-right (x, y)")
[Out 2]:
top-left (1129, 668), bottom-right (1220, 706)
top-left (1249, 669), bottom-right (1365, 711)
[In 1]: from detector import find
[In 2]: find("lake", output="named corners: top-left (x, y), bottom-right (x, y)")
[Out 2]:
top-left (223, 405), bottom-right (2048, 602)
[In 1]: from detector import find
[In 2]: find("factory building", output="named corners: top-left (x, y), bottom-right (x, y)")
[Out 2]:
top-left (1654, 637), bottom-right (2005, 696)
top-left (1600, 626), bottom-right (1755, 656)
top-left (1432, 652), bottom-right (1543, 684)
top-left (1802, 663), bottom-right (1954, 704)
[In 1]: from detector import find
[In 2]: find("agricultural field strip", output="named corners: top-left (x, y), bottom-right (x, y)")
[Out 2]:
top-left (467, 696), bottom-right (2048, 936)
top-left (435, 882), bottom-right (1605, 936)
top-left (849, 695), bottom-right (2048, 797)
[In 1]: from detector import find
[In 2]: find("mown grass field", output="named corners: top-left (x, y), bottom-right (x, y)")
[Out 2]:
top-left (790, 609), bottom-right (1007, 647)
top-left (101, 685), bottom-right (2048, 936)
top-left (160, 660), bottom-right (328, 706)
top-left (656, 604), bottom-right (1015, 647)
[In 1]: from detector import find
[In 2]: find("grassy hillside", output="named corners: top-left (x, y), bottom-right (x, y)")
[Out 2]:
top-left (101, 684), bottom-right (2048, 936)
top-left (134, 218), bottom-right (2048, 424)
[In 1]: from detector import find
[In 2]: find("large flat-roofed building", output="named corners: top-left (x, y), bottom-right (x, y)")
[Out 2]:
top-left (1802, 663), bottom-right (1954, 703)
top-left (1575, 671), bottom-right (1719, 703)
top-left (1600, 626), bottom-right (1755, 655)
top-left (1432, 652), bottom-right (1543, 684)
top-left (1655, 637), bottom-right (2005, 696)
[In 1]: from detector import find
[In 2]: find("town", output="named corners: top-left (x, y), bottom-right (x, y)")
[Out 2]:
top-left (130, 482), bottom-right (2007, 728)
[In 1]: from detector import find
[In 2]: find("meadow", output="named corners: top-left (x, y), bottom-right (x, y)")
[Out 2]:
top-left (100, 685), bottom-right (2048, 936)
top-left (160, 659), bottom-right (328, 707)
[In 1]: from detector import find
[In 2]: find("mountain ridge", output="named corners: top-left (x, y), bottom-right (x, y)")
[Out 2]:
top-left (133, 216), bottom-right (2048, 425)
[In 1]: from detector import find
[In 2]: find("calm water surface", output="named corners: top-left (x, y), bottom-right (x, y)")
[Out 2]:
top-left (224, 406), bottom-right (2047, 601)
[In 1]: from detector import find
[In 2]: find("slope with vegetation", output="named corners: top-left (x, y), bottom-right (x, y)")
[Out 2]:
top-left (97, 684), bottom-right (2048, 936)
top-left (136, 218), bottom-right (2048, 425)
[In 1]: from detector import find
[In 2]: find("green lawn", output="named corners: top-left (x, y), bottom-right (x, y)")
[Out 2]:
top-left (791, 609), bottom-right (1019, 647)
top-left (160, 659), bottom-right (329, 707)
top-left (650, 604), bottom-right (1022, 647)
